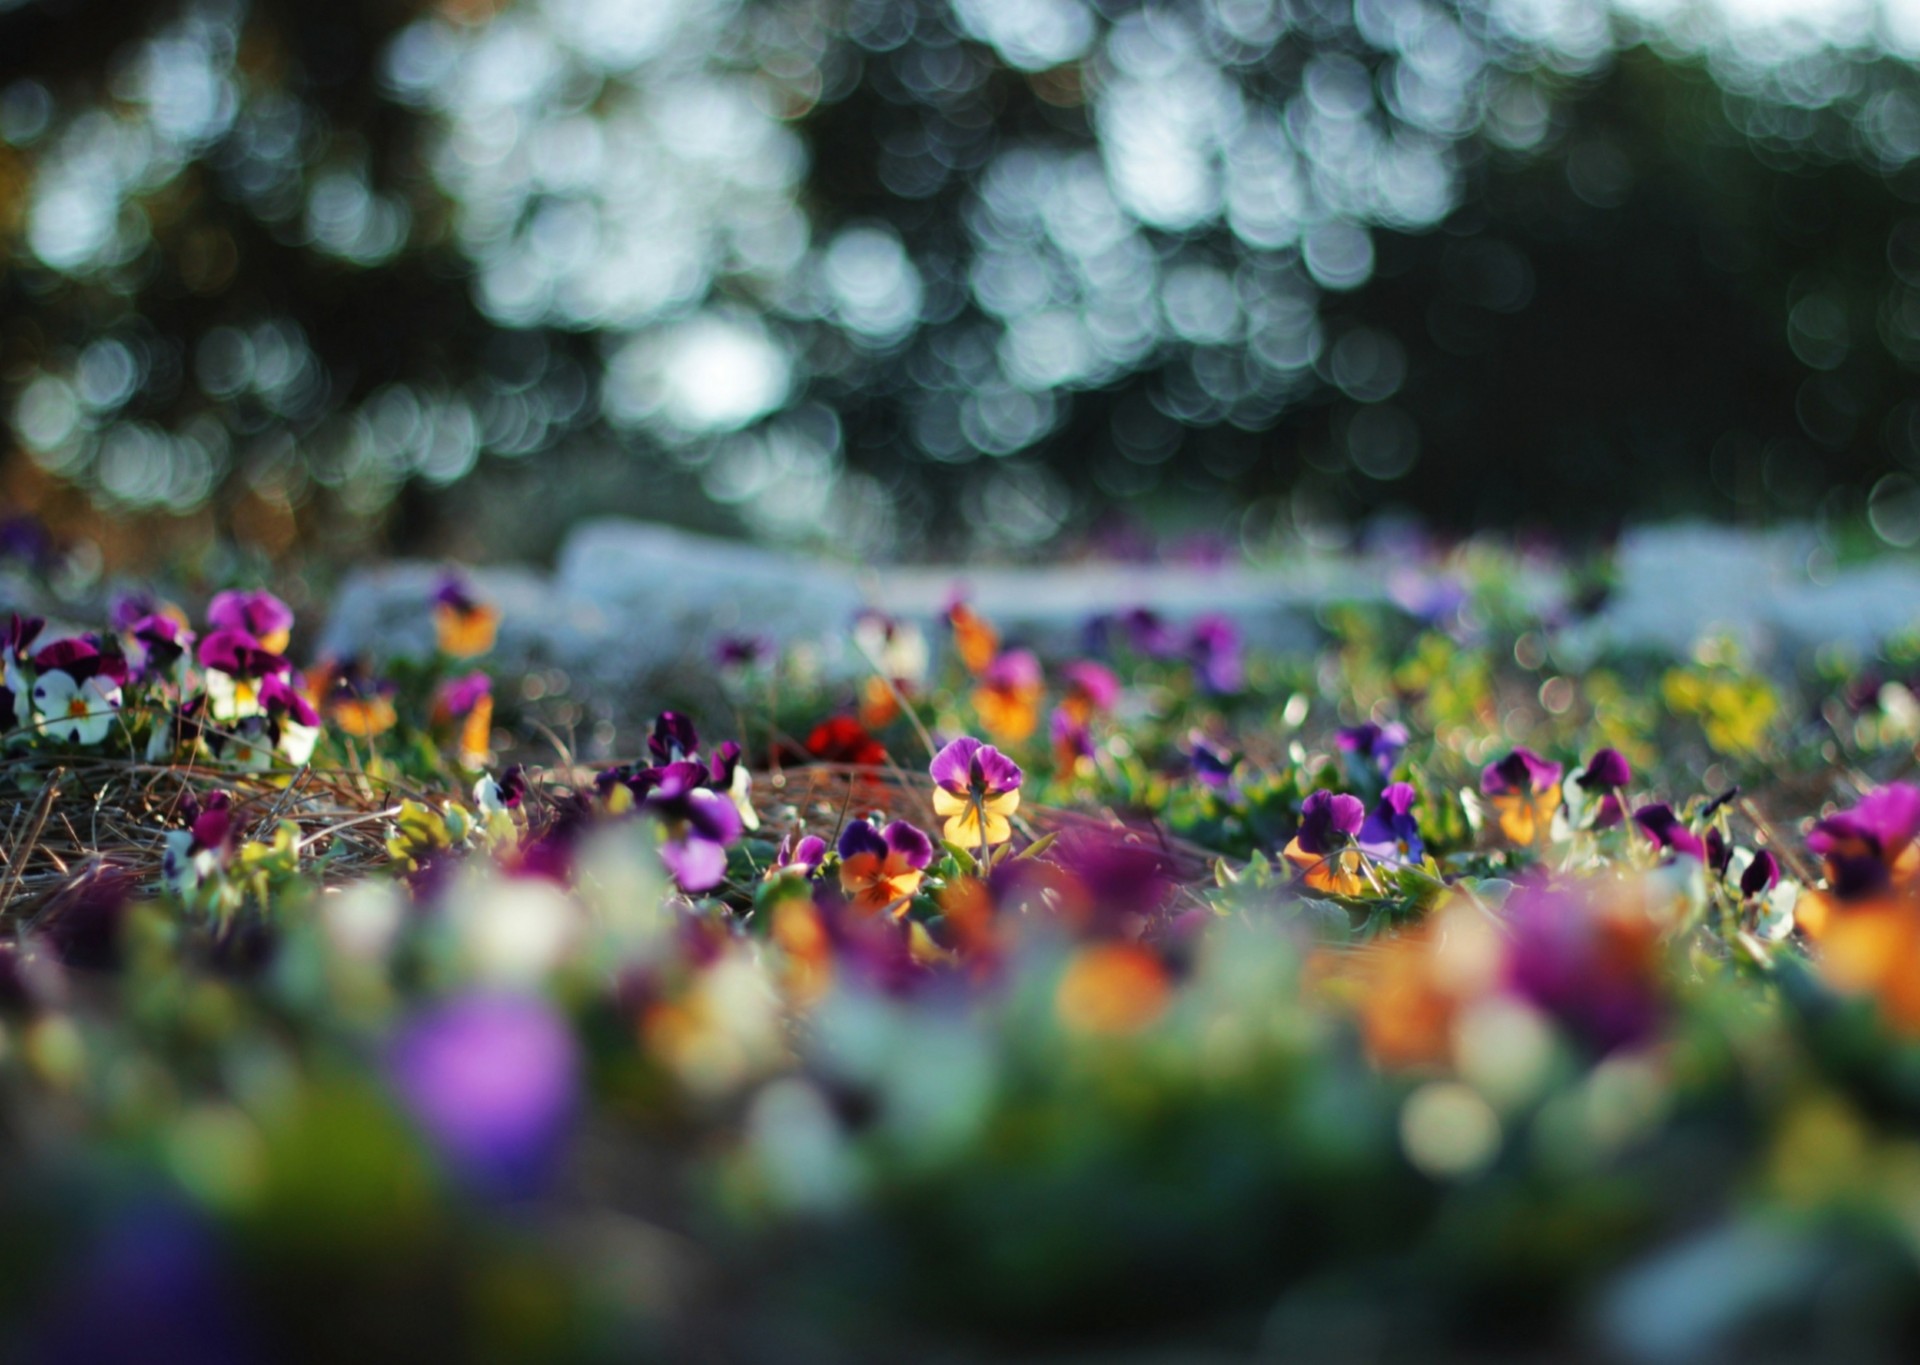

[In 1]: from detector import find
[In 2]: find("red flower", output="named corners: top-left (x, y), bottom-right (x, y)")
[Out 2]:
top-left (804, 715), bottom-right (889, 767)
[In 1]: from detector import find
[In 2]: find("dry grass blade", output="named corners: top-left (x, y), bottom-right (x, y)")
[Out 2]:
top-left (0, 753), bottom-right (443, 921)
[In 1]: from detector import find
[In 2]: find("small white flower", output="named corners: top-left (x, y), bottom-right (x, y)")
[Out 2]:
top-left (4, 660), bottom-right (28, 728)
top-left (729, 760), bottom-right (760, 832)
top-left (224, 718), bottom-right (274, 772)
top-left (203, 669), bottom-right (262, 722)
top-left (278, 719), bottom-right (320, 767)
top-left (474, 773), bottom-right (506, 815)
top-left (31, 669), bottom-right (121, 746)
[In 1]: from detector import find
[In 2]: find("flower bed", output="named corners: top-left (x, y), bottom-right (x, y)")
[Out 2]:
top-left (4, 548), bottom-right (1920, 1360)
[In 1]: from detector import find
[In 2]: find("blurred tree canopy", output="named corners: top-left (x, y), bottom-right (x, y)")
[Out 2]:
top-left (5, 0), bottom-right (1920, 564)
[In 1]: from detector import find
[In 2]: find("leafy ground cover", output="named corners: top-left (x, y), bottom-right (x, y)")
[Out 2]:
top-left (4, 540), bottom-right (1920, 1361)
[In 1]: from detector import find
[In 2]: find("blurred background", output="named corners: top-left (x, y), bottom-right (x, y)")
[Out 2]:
top-left (4, 0), bottom-right (1920, 568)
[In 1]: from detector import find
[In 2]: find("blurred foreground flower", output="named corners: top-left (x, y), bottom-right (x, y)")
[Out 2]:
top-left (387, 993), bottom-right (578, 1200)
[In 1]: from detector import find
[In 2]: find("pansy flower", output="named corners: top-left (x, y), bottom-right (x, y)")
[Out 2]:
top-left (1501, 880), bottom-right (1664, 1056)
top-left (1059, 660), bottom-right (1120, 725)
top-left (433, 671), bottom-right (494, 770)
top-left (1357, 782), bottom-right (1424, 865)
top-left (198, 630), bottom-right (290, 722)
top-left (643, 761), bottom-right (742, 894)
top-left (475, 765), bottom-right (529, 817)
top-left (837, 817), bottom-right (934, 917)
top-left (1480, 748), bottom-right (1563, 847)
top-left (768, 832), bottom-right (827, 879)
top-left (854, 611), bottom-right (929, 728)
top-left (1051, 705), bottom-right (1094, 773)
top-left (1741, 848), bottom-right (1782, 897)
top-left (1187, 614), bottom-right (1244, 694)
top-left (930, 736), bottom-right (1023, 850)
top-left (123, 612), bottom-right (194, 682)
top-left (649, 711), bottom-right (699, 765)
top-left (947, 598), bottom-right (1000, 676)
top-left (1807, 782), bottom-right (1920, 902)
top-left (318, 659), bottom-right (398, 737)
top-left (1337, 722), bottom-right (1409, 780)
top-left (207, 589), bottom-right (293, 655)
top-left (708, 739), bottom-right (759, 831)
top-left (387, 992), bottom-right (578, 1200)
top-left (257, 674), bottom-right (322, 766)
top-left (802, 715), bottom-right (889, 768)
top-left (30, 668), bottom-right (122, 746)
top-left (34, 634), bottom-right (128, 688)
top-left (432, 574), bottom-right (499, 659)
top-left (1283, 789), bottom-right (1369, 896)
top-left (1631, 803), bottom-right (1706, 862)
top-left (971, 648), bottom-right (1044, 744)
top-left (161, 791), bottom-right (238, 898)
top-left (1188, 732), bottom-right (1237, 789)
top-left (1570, 748), bottom-right (1632, 829)
top-left (1121, 607), bottom-right (1176, 658)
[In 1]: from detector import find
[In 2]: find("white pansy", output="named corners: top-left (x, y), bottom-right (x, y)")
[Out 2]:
top-left (30, 669), bottom-right (121, 745)
top-left (203, 669), bottom-right (263, 721)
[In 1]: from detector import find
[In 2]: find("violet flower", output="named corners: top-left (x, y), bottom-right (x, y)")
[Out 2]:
top-left (1284, 790), bottom-right (1370, 895)
top-left (1481, 748), bottom-right (1564, 847)
top-left (649, 710), bottom-right (699, 765)
top-left (1573, 748), bottom-right (1632, 829)
top-left (1502, 880), bottom-right (1663, 1056)
top-left (1632, 803), bottom-right (1706, 862)
top-left (644, 761), bottom-right (742, 893)
top-left (1188, 733), bottom-right (1237, 788)
top-left (125, 613), bottom-right (193, 680)
top-left (206, 589), bottom-right (293, 654)
top-left (1050, 706), bottom-right (1094, 768)
top-left (388, 992), bottom-right (579, 1200)
top-left (1337, 722), bottom-right (1409, 779)
top-left (1357, 782), bottom-right (1424, 864)
top-left (770, 833), bottom-right (827, 878)
top-left (1742, 849), bottom-right (1782, 897)
top-left (929, 736), bottom-right (1023, 849)
top-left (837, 818), bottom-right (934, 916)
top-left (1807, 782), bottom-right (1920, 899)
top-left (1187, 614), bottom-right (1244, 694)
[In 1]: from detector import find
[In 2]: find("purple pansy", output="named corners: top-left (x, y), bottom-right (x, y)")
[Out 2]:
top-left (1502, 880), bottom-right (1662, 1056)
top-left (34, 634), bottom-right (127, 687)
top-left (1807, 782), bottom-right (1920, 898)
top-left (1294, 789), bottom-right (1367, 855)
top-left (1051, 706), bottom-right (1094, 764)
top-left (5, 612), bottom-right (44, 661)
top-left (1741, 848), bottom-right (1782, 897)
top-left (1632, 803), bottom-right (1706, 862)
top-left (388, 992), bottom-right (579, 1200)
top-left (197, 629), bottom-right (287, 680)
top-left (1188, 732), bottom-right (1237, 788)
top-left (1481, 747), bottom-right (1563, 797)
top-left (1574, 748), bottom-right (1632, 828)
top-left (1062, 659), bottom-right (1121, 712)
top-left (206, 590), bottom-right (293, 649)
top-left (771, 832), bottom-right (828, 877)
top-left (1357, 782), bottom-right (1424, 863)
top-left (644, 761), bottom-right (742, 893)
top-left (1187, 614), bottom-right (1244, 694)
top-left (649, 710), bottom-right (700, 765)
top-left (837, 817), bottom-right (934, 868)
top-left (438, 671), bottom-right (492, 718)
top-left (126, 613), bottom-right (193, 678)
top-left (1337, 722), bottom-right (1409, 777)
top-left (930, 735), bottom-right (1024, 847)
